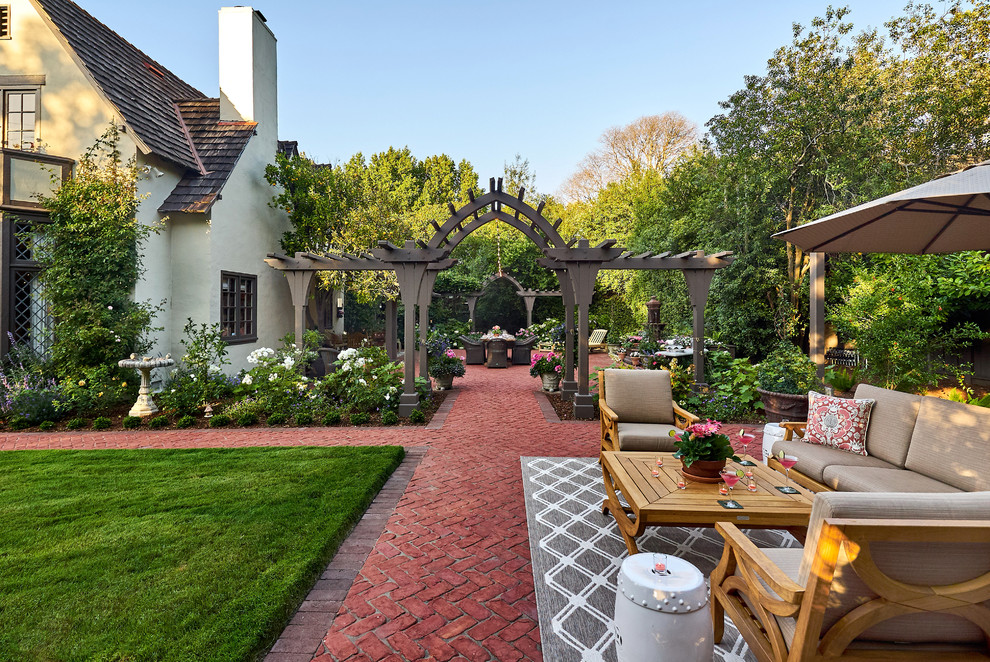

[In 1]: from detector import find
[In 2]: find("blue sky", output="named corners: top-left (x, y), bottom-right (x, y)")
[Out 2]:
top-left (82, 0), bottom-right (913, 195)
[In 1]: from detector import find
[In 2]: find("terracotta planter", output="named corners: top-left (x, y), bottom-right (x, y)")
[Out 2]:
top-left (540, 372), bottom-right (561, 392)
top-left (616, 351), bottom-right (627, 362)
top-left (757, 388), bottom-right (809, 423)
top-left (680, 458), bottom-right (727, 483)
top-left (631, 356), bottom-right (641, 367)
top-left (434, 374), bottom-right (454, 390)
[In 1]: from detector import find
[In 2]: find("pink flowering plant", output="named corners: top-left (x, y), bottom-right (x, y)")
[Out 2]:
top-left (428, 348), bottom-right (466, 379)
top-left (515, 327), bottom-right (535, 340)
top-left (529, 351), bottom-right (563, 378)
top-left (669, 419), bottom-right (740, 467)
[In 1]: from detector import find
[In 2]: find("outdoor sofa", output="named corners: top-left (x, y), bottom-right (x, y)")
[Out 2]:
top-left (769, 383), bottom-right (990, 493)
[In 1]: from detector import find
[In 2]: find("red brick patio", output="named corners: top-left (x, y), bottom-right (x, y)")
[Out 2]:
top-left (0, 355), bottom-right (765, 661)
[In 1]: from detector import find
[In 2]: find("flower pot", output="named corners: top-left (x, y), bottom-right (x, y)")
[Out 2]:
top-left (434, 374), bottom-right (454, 390)
top-left (756, 388), bottom-right (809, 423)
top-left (540, 372), bottom-right (561, 392)
top-left (631, 356), bottom-right (641, 367)
top-left (616, 351), bottom-right (627, 361)
top-left (680, 458), bottom-right (727, 483)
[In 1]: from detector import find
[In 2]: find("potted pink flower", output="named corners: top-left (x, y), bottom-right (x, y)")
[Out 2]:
top-left (530, 351), bottom-right (563, 392)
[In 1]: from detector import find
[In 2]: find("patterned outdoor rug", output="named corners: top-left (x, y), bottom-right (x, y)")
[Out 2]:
top-left (521, 456), bottom-right (800, 662)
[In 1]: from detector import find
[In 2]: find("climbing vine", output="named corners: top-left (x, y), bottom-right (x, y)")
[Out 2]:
top-left (35, 125), bottom-right (161, 379)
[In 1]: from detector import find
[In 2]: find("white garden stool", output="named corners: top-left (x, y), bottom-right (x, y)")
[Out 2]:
top-left (613, 552), bottom-right (713, 662)
top-left (762, 422), bottom-right (786, 464)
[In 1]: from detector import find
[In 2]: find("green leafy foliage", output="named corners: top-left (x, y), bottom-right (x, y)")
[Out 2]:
top-left (824, 366), bottom-right (858, 392)
top-left (236, 412), bottom-right (258, 427)
top-left (266, 413), bottom-right (287, 427)
top-left (294, 412), bottom-right (313, 426)
top-left (175, 415), bottom-right (196, 429)
top-left (38, 421), bottom-right (55, 432)
top-left (319, 347), bottom-right (402, 413)
top-left (148, 416), bottom-right (169, 430)
top-left (350, 412), bottom-right (370, 425)
top-left (122, 416), bottom-right (141, 430)
top-left (757, 343), bottom-right (819, 395)
top-left (91, 417), bottom-right (111, 431)
top-left (381, 411), bottom-right (399, 426)
top-left (408, 409), bottom-right (425, 424)
top-left (208, 414), bottom-right (231, 428)
top-left (35, 126), bottom-right (160, 380)
top-left (66, 418), bottom-right (86, 430)
top-left (323, 410), bottom-right (342, 426)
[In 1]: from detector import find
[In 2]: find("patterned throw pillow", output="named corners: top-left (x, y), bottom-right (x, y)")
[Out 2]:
top-left (805, 391), bottom-right (875, 455)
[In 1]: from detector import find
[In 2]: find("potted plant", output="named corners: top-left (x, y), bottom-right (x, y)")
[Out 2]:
top-left (629, 350), bottom-right (642, 367)
top-left (490, 325), bottom-right (503, 336)
top-left (428, 348), bottom-right (466, 390)
top-left (668, 420), bottom-right (740, 482)
top-left (756, 342), bottom-right (819, 422)
top-left (530, 351), bottom-right (563, 391)
top-left (617, 339), bottom-right (634, 362)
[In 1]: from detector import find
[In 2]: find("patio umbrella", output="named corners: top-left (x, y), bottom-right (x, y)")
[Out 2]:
top-left (773, 160), bottom-right (990, 253)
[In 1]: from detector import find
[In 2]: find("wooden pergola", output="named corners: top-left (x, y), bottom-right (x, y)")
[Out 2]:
top-left (265, 179), bottom-right (735, 418)
top-left (453, 271), bottom-right (561, 330)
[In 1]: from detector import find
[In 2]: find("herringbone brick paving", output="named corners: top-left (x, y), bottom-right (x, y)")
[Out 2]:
top-left (0, 354), bottom-right (765, 661)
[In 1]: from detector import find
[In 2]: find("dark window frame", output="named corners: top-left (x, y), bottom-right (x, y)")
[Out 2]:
top-left (220, 271), bottom-right (257, 344)
top-left (0, 5), bottom-right (9, 40)
top-left (1, 149), bottom-right (71, 210)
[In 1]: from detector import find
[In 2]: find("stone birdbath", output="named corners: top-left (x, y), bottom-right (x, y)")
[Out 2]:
top-left (117, 353), bottom-right (174, 418)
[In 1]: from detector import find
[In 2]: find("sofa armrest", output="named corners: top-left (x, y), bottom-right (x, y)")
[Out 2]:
top-left (780, 420), bottom-right (807, 440)
top-left (673, 402), bottom-right (700, 428)
top-left (715, 522), bottom-right (804, 605)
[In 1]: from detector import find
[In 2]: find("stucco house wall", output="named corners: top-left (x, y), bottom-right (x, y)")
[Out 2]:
top-left (0, 0), bottom-right (293, 372)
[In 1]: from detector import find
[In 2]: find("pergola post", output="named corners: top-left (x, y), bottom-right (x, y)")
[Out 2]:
top-left (554, 268), bottom-right (577, 400)
top-left (683, 268), bottom-right (716, 386)
top-left (385, 299), bottom-right (398, 360)
top-left (418, 270), bottom-right (440, 388)
top-left (392, 262), bottom-right (428, 416)
top-left (465, 295), bottom-right (479, 330)
top-left (522, 295), bottom-right (536, 328)
top-left (567, 261), bottom-right (602, 419)
top-left (285, 270), bottom-right (316, 350)
top-left (810, 252), bottom-right (826, 379)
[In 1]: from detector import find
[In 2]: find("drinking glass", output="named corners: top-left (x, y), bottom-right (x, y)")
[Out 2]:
top-left (738, 429), bottom-right (756, 465)
top-left (780, 454), bottom-right (799, 491)
top-left (721, 469), bottom-right (741, 492)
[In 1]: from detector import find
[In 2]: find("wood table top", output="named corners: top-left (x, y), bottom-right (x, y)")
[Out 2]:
top-left (601, 451), bottom-right (815, 522)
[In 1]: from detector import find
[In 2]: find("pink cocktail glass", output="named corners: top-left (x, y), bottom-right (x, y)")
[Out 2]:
top-left (721, 470), bottom-right (741, 492)
top-left (738, 430), bottom-right (755, 458)
top-left (780, 454), bottom-right (798, 489)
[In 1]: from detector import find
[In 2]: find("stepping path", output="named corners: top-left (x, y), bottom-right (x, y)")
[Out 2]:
top-left (0, 355), bottom-right (766, 661)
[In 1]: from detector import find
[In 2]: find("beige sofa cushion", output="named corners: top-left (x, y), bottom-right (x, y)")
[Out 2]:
top-left (854, 384), bottom-right (921, 467)
top-left (906, 396), bottom-right (990, 492)
top-left (771, 438), bottom-right (897, 483)
top-left (616, 422), bottom-right (679, 451)
top-left (798, 492), bottom-right (990, 644)
top-left (603, 369), bottom-right (674, 425)
top-left (821, 466), bottom-right (962, 493)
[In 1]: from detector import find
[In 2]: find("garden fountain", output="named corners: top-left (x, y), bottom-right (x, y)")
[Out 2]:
top-left (118, 354), bottom-right (174, 417)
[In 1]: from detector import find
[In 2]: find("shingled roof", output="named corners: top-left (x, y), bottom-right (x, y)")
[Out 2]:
top-left (33, 0), bottom-right (205, 171)
top-left (158, 100), bottom-right (256, 214)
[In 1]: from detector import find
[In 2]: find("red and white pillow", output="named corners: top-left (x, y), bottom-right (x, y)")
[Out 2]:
top-left (805, 391), bottom-right (875, 456)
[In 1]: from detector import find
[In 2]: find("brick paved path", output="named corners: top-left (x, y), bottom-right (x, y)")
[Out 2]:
top-left (0, 355), bottom-right (766, 661)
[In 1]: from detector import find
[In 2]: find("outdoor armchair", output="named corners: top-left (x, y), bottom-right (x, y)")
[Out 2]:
top-left (710, 491), bottom-right (990, 662)
top-left (598, 368), bottom-right (699, 453)
top-left (460, 335), bottom-right (485, 365)
top-left (588, 328), bottom-right (608, 353)
top-left (511, 336), bottom-right (539, 365)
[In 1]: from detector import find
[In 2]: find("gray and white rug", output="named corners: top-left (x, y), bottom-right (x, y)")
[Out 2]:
top-left (521, 456), bottom-right (799, 662)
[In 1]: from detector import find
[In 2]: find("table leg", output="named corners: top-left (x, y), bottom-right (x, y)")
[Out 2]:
top-left (601, 462), bottom-right (645, 555)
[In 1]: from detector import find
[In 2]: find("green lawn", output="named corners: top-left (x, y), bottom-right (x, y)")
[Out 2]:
top-left (0, 446), bottom-right (405, 662)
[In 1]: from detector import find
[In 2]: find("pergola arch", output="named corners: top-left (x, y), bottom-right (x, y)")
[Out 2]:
top-left (266, 177), bottom-right (736, 419)
top-left (459, 271), bottom-right (562, 330)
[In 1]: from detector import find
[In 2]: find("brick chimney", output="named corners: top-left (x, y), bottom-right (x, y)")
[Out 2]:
top-left (218, 7), bottom-right (277, 128)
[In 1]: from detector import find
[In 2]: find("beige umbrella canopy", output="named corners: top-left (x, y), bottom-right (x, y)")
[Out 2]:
top-left (773, 160), bottom-right (990, 254)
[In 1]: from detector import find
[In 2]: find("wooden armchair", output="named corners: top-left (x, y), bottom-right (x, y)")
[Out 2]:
top-left (711, 491), bottom-right (990, 662)
top-left (598, 368), bottom-right (698, 453)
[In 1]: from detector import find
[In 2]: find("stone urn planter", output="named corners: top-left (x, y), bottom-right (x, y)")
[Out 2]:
top-left (540, 372), bottom-right (562, 392)
top-left (756, 388), bottom-right (809, 423)
top-left (680, 458), bottom-right (727, 483)
top-left (434, 374), bottom-right (454, 390)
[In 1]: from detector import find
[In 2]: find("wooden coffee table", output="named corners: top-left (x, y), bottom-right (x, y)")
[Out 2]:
top-left (601, 451), bottom-right (815, 555)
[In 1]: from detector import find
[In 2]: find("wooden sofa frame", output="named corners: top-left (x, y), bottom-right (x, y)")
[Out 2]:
top-left (598, 369), bottom-right (699, 453)
top-left (711, 517), bottom-right (990, 662)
